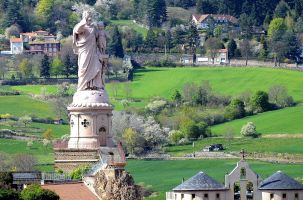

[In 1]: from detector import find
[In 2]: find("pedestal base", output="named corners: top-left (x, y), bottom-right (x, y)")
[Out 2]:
top-left (54, 148), bottom-right (99, 172)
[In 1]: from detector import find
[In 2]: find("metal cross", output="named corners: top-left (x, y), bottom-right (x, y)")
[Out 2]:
top-left (81, 119), bottom-right (90, 128)
top-left (240, 149), bottom-right (246, 160)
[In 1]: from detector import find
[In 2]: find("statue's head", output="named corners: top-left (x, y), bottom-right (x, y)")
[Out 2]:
top-left (82, 10), bottom-right (92, 26)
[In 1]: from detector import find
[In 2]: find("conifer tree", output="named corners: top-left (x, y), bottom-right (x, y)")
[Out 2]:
top-left (108, 26), bottom-right (124, 58)
top-left (40, 55), bottom-right (50, 78)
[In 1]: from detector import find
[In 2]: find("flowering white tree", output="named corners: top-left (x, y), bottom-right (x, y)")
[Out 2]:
top-left (240, 122), bottom-right (259, 137)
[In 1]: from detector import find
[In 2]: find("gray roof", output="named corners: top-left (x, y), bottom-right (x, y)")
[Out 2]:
top-left (173, 171), bottom-right (227, 191)
top-left (259, 171), bottom-right (303, 190)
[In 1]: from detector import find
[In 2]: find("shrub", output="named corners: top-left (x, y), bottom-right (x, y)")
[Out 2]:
top-left (250, 91), bottom-right (271, 113)
top-left (145, 100), bottom-right (167, 114)
top-left (70, 166), bottom-right (90, 180)
top-left (21, 184), bottom-right (59, 200)
top-left (240, 122), bottom-right (260, 138)
top-left (180, 119), bottom-right (211, 140)
top-left (168, 130), bottom-right (184, 144)
top-left (224, 99), bottom-right (246, 120)
top-left (0, 188), bottom-right (20, 200)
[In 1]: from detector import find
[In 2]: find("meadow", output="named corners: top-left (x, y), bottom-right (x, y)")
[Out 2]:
top-left (0, 138), bottom-right (53, 164)
top-left (126, 159), bottom-right (303, 200)
top-left (165, 137), bottom-right (303, 156)
top-left (111, 20), bottom-right (148, 36)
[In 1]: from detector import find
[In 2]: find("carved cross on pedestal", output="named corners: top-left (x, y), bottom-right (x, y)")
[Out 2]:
top-left (240, 149), bottom-right (246, 160)
top-left (81, 119), bottom-right (90, 128)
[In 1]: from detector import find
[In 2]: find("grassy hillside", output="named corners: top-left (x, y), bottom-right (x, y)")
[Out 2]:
top-left (111, 20), bottom-right (148, 36)
top-left (211, 104), bottom-right (303, 136)
top-left (0, 138), bottom-right (53, 163)
top-left (126, 159), bottom-right (303, 200)
top-left (0, 95), bottom-right (56, 118)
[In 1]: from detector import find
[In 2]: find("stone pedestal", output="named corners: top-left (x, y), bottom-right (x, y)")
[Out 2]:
top-left (55, 89), bottom-right (116, 171)
top-left (67, 90), bottom-right (114, 149)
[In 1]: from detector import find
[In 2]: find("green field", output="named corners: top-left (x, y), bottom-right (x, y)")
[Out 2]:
top-left (111, 20), bottom-right (148, 37)
top-left (211, 104), bottom-right (303, 136)
top-left (126, 159), bottom-right (303, 200)
top-left (11, 85), bottom-right (60, 95)
top-left (0, 138), bottom-right (53, 164)
top-left (165, 137), bottom-right (303, 156)
top-left (0, 95), bottom-right (56, 118)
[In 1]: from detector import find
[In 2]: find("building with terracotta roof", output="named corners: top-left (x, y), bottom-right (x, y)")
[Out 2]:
top-left (1, 30), bottom-right (60, 56)
top-left (42, 183), bottom-right (99, 200)
top-left (192, 14), bottom-right (239, 31)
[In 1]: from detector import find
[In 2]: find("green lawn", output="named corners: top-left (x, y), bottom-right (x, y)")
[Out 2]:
top-left (126, 159), bottom-right (303, 200)
top-left (165, 137), bottom-right (303, 156)
top-left (0, 95), bottom-right (56, 118)
top-left (0, 138), bottom-right (53, 164)
top-left (211, 104), bottom-right (303, 136)
top-left (11, 85), bottom-right (59, 95)
top-left (111, 20), bottom-right (148, 37)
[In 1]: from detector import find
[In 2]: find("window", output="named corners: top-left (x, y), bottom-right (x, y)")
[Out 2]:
top-left (181, 194), bottom-right (184, 199)
top-left (191, 194), bottom-right (195, 200)
top-left (270, 193), bottom-right (274, 200)
top-left (204, 193), bottom-right (208, 198)
top-left (240, 168), bottom-right (246, 179)
top-left (295, 193), bottom-right (299, 198)
top-left (282, 193), bottom-right (286, 198)
top-left (216, 193), bottom-right (220, 198)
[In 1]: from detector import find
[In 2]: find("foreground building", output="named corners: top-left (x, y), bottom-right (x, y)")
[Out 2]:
top-left (167, 158), bottom-right (303, 200)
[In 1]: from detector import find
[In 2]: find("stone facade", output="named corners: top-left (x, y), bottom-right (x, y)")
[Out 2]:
top-left (167, 159), bottom-right (303, 200)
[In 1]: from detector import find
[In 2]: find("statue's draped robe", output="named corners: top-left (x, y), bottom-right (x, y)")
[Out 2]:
top-left (73, 24), bottom-right (102, 91)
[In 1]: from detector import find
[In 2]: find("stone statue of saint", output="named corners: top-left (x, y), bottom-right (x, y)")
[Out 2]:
top-left (73, 11), bottom-right (106, 91)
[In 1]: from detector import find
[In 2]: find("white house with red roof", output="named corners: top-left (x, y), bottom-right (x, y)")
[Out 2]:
top-left (192, 14), bottom-right (239, 31)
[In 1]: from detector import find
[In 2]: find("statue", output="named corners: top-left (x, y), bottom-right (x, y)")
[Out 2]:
top-left (72, 11), bottom-right (108, 91)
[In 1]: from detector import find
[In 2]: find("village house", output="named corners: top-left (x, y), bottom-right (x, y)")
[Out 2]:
top-left (1, 30), bottom-right (60, 56)
top-left (181, 49), bottom-right (229, 65)
top-left (166, 158), bottom-right (303, 200)
top-left (192, 14), bottom-right (239, 32)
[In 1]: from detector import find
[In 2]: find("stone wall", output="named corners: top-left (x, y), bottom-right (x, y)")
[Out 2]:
top-left (54, 148), bottom-right (100, 172)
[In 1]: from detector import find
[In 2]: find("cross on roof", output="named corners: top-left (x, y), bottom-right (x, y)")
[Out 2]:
top-left (240, 149), bottom-right (246, 160)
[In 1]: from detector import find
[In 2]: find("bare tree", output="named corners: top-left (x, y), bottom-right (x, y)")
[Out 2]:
top-left (204, 37), bottom-right (222, 64)
top-left (239, 39), bottom-right (252, 66)
top-left (111, 80), bottom-right (120, 99)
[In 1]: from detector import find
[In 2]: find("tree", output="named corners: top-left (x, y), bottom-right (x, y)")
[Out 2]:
top-left (0, 59), bottom-right (8, 79)
top-left (21, 184), bottom-right (59, 200)
top-left (250, 91), bottom-right (271, 112)
top-left (187, 22), bottom-right (200, 59)
top-left (62, 54), bottom-right (72, 78)
top-left (51, 56), bottom-right (63, 78)
top-left (19, 58), bottom-right (32, 78)
top-left (108, 26), bottom-right (124, 58)
top-left (43, 128), bottom-right (54, 140)
top-left (240, 122), bottom-right (259, 138)
top-left (168, 130), bottom-right (184, 144)
top-left (5, 24), bottom-right (21, 39)
top-left (268, 85), bottom-right (294, 107)
top-left (19, 115), bottom-right (32, 127)
top-left (204, 37), bottom-right (222, 64)
top-left (213, 25), bottom-right (223, 38)
top-left (180, 119), bottom-right (210, 139)
top-left (196, 0), bottom-right (217, 14)
top-left (3, 0), bottom-right (25, 28)
top-left (171, 90), bottom-right (182, 106)
top-left (123, 82), bottom-right (132, 99)
top-left (239, 13), bottom-right (254, 39)
top-left (146, 0), bottom-right (167, 27)
top-left (40, 55), bottom-right (50, 78)
top-left (122, 128), bottom-right (141, 154)
top-left (227, 39), bottom-right (237, 59)
top-left (239, 39), bottom-right (251, 66)
top-left (274, 0), bottom-right (290, 18)
top-left (268, 18), bottom-right (286, 40)
top-left (224, 99), bottom-right (246, 120)
top-left (145, 29), bottom-right (157, 50)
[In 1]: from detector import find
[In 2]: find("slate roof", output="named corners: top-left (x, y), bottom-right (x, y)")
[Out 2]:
top-left (173, 171), bottom-right (227, 191)
top-left (259, 171), bottom-right (303, 190)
